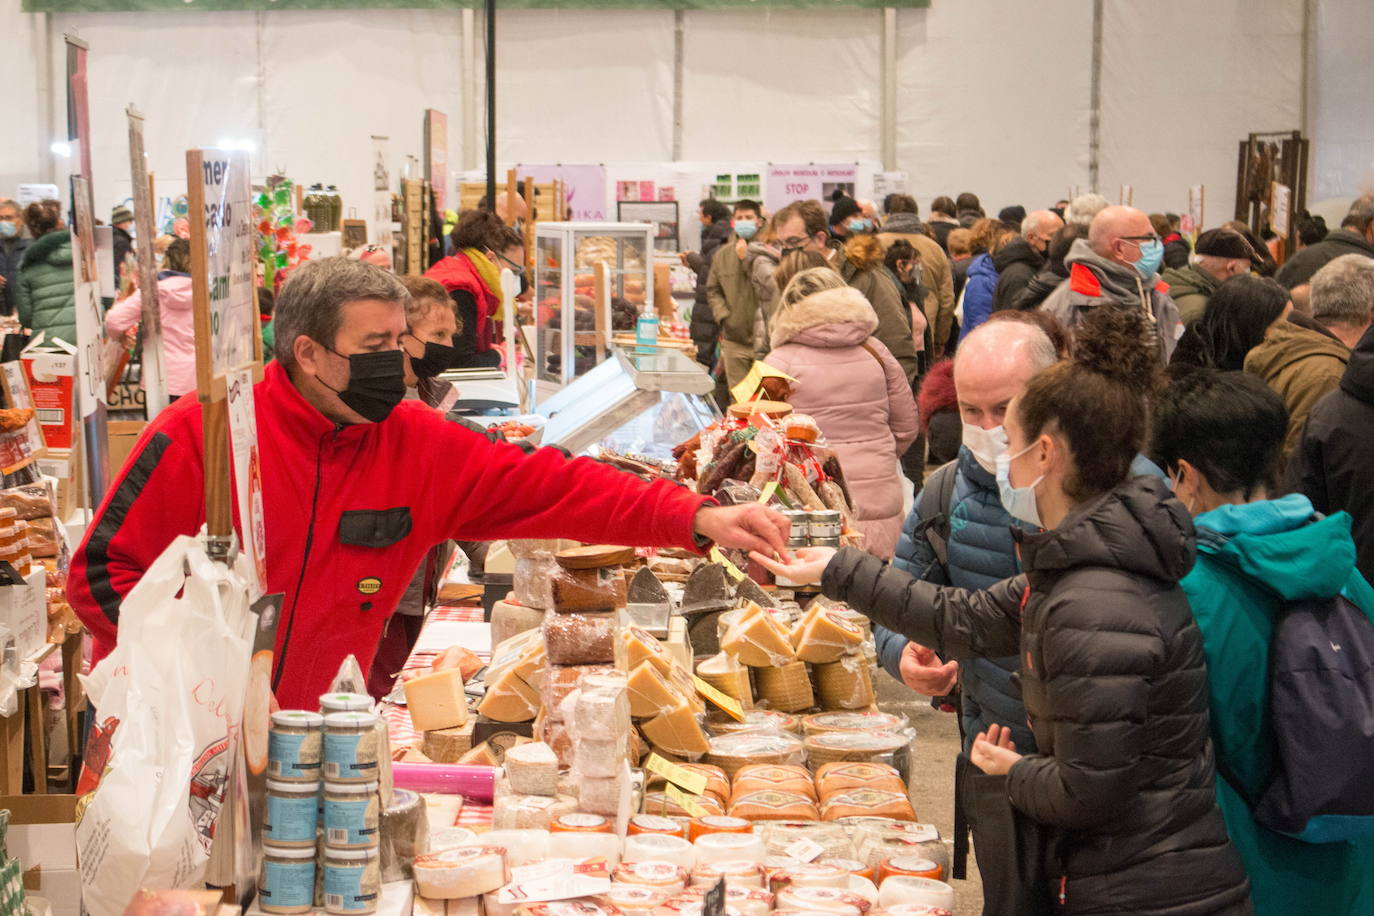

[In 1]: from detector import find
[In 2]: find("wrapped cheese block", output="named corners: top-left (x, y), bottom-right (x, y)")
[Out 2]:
top-left (773, 885), bottom-right (871, 916)
top-left (403, 668), bottom-right (469, 732)
top-left (580, 765), bottom-right (633, 817)
top-left (624, 627), bottom-right (678, 677)
top-left (613, 861), bottom-right (689, 895)
top-left (413, 846), bottom-right (509, 899)
top-left (695, 654), bottom-right (753, 709)
top-left (884, 906), bottom-right (953, 916)
top-left (664, 661), bottom-right (706, 715)
top-left (731, 765), bottom-right (817, 802)
top-left (816, 762), bottom-right (906, 798)
top-left (720, 607), bottom-right (796, 667)
top-left (707, 710), bottom-right (801, 736)
top-left (551, 565), bottom-right (627, 613)
top-left (548, 830), bottom-right (622, 864)
top-left (544, 612), bottom-right (617, 665)
top-left (691, 830), bottom-right (767, 864)
top-left (848, 822), bottom-right (945, 874)
top-left (479, 667), bottom-right (542, 723)
top-left (818, 858), bottom-right (874, 881)
top-left (820, 789), bottom-right (916, 822)
top-left (803, 712), bottom-right (904, 736)
top-left (540, 718), bottom-right (575, 767)
top-left (514, 556), bottom-right (559, 610)
top-left (812, 657), bottom-right (876, 711)
top-left (641, 790), bottom-right (724, 819)
top-left (603, 884), bottom-right (672, 916)
top-left (790, 610), bottom-right (865, 664)
top-left (575, 736), bottom-right (631, 778)
top-left (704, 733), bottom-right (805, 779)
top-left (768, 862), bottom-right (851, 893)
top-left (622, 832), bottom-right (696, 870)
top-left (753, 662), bottom-right (815, 714)
top-left (804, 732), bottom-right (910, 768)
top-left (574, 678), bottom-right (632, 736)
top-left (627, 663), bottom-right (685, 719)
top-left (688, 859), bottom-right (767, 889)
top-left (728, 790), bottom-right (820, 822)
top-left (641, 699), bottom-right (710, 759)
top-left (756, 821), bottom-right (854, 861)
top-left (493, 792), bottom-right (580, 830)
top-left (545, 665), bottom-right (617, 721)
top-left (504, 742), bottom-right (559, 796)
top-left (485, 631), bottom-right (548, 692)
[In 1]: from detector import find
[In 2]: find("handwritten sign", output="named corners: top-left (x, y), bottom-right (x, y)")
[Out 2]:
top-left (664, 783), bottom-right (710, 818)
top-left (694, 675), bottom-right (745, 721)
top-left (644, 752), bottom-right (708, 796)
top-left (190, 149), bottom-right (257, 393)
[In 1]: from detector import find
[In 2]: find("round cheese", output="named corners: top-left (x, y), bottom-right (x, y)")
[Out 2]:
top-left (727, 790), bottom-right (820, 822)
top-left (704, 733), bottom-right (804, 779)
top-left (414, 846), bottom-right (509, 900)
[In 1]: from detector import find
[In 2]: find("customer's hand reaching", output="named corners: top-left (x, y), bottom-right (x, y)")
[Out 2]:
top-left (749, 546), bottom-right (837, 585)
top-left (900, 642), bottom-right (959, 696)
top-left (970, 723), bottom-right (1023, 776)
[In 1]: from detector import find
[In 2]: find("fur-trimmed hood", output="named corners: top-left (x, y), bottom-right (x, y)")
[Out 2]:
top-left (770, 285), bottom-right (878, 349)
top-left (841, 233), bottom-right (887, 272)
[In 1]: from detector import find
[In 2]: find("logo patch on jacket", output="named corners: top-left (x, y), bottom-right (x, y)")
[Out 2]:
top-left (356, 577), bottom-right (383, 595)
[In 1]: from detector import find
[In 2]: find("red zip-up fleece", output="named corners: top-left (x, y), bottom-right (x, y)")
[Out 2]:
top-left (68, 360), bottom-right (710, 710)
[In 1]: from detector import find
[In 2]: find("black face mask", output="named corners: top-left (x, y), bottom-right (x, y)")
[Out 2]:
top-left (407, 339), bottom-right (459, 379)
top-left (318, 347), bottom-right (406, 423)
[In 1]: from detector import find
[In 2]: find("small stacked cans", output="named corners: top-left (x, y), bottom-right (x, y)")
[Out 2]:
top-left (783, 509), bottom-right (842, 549)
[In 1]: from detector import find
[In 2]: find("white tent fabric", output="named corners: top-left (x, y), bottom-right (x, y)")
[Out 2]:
top-left (5, 0), bottom-right (1360, 240)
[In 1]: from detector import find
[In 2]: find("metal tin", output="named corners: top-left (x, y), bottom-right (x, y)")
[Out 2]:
top-left (781, 510), bottom-right (811, 542)
top-left (810, 536), bottom-right (841, 549)
top-left (808, 510), bottom-right (842, 541)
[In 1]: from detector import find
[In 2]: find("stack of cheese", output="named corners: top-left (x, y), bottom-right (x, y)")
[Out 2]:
top-left (539, 546), bottom-right (631, 766)
top-left (492, 539), bottom-right (563, 647)
top-left (815, 761), bottom-right (916, 822)
top-left (642, 762), bottom-right (730, 818)
top-left (793, 606), bottom-right (873, 710)
top-left (567, 669), bottom-right (637, 823)
top-left (800, 712), bottom-right (914, 782)
top-left (491, 741), bottom-right (579, 830)
top-left (626, 626), bottom-right (711, 762)
top-left (726, 763), bottom-right (819, 821)
top-left (720, 603), bottom-right (810, 712)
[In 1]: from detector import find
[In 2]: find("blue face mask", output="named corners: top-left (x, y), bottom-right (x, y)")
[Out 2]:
top-left (996, 440), bottom-right (1044, 528)
top-left (734, 220), bottom-right (757, 241)
top-left (0, 222), bottom-right (15, 240)
top-left (846, 218), bottom-right (870, 234)
top-left (1133, 238), bottom-right (1165, 280)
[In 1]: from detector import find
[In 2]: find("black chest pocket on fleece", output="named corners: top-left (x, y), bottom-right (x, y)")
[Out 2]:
top-left (338, 507), bottom-right (413, 548)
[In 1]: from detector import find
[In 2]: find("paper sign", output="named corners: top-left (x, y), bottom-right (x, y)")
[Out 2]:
top-left (785, 838), bottom-right (825, 863)
top-left (664, 783), bottom-right (710, 819)
top-left (195, 149), bottom-right (257, 382)
top-left (1271, 182), bottom-right (1292, 240)
top-left (765, 164), bottom-right (858, 215)
top-left (226, 368), bottom-right (266, 600)
top-left (694, 676), bottom-right (745, 721)
top-left (496, 858), bottom-right (612, 904)
top-left (644, 753), bottom-right (708, 796)
top-left (729, 361), bottom-right (797, 407)
top-left (757, 481), bottom-right (778, 504)
top-left (708, 547), bottom-right (746, 582)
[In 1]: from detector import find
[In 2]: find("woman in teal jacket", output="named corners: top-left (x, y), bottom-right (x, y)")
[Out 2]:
top-left (15, 201), bottom-right (77, 345)
top-left (1152, 368), bottom-right (1374, 915)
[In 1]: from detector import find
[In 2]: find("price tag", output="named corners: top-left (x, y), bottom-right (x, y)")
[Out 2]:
top-left (757, 481), bottom-right (778, 504)
top-left (644, 752), bottom-right (708, 796)
top-left (784, 838), bottom-right (826, 863)
top-left (708, 547), bottom-right (746, 582)
top-left (665, 783), bottom-right (710, 818)
top-left (694, 676), bottom-right (745, 722)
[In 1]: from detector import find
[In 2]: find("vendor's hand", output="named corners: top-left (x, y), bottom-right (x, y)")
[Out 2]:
top-left (899, 642), bottom-right (959, 696)
top-left (694, 504), bottom-right (790, 558)
top-left (748, 546), bottom-right (836, 585)
top-left (970, 723), bottom-right (1022, 776)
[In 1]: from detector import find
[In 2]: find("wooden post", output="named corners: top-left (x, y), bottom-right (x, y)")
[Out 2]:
top-left (505, 168), bottom-right (518, 226)
top-left (61, 635), bottom-right (83, 789)
top-left (25, 681), bottom-right (45, 794)
top-left (0, 707), bottom-right (20, 794)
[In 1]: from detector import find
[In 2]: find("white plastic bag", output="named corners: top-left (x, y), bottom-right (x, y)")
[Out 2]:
top-left (76, 534), bottom-right (256, 916)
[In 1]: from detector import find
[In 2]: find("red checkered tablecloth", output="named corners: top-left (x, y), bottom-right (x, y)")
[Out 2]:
top-left (383, 602), bottom-right (494, 829)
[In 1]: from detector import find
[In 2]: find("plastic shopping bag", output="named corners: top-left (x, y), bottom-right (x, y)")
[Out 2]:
top-left (76, 534), bottom-right (257, 916)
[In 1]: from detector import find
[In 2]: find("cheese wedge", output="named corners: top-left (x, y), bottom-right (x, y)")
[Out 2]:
top-left (642, 697), bottom-right (710, 758)
top-left (628, 662), bottom-right (685, 718)
top-left (414, 846), bottom-right (509, 899)
top-left (458, 741), bottom-right (500, 766)
top-left (792, 611), bottom-right (865, 664)
top-left (721, 609), bottom-right (795, 667)
top-left (404, 667), bottom-right (470, 732)
top-left (478, 666), bottom-right (541, 722)
top-left (625, 626), bottom-right (677, 676)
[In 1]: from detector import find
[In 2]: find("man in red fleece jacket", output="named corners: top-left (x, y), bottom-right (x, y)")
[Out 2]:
top-left (68, 257), bottom-right (787, 709)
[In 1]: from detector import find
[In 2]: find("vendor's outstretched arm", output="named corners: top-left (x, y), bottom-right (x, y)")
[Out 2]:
top-left (754, 546), bottom-right (1024, 660)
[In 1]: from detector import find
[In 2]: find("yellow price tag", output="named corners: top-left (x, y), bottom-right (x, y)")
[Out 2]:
top-left (729, 361), bottom-right (797, 406)
top-left (644, 752), bottom-right (709, 796)
top-left (665, 782), bottom-right (711, 818)
top-left (694, 675), bottom-right (746, 721)
top-left (757, 481), bottom-right (778, 504)
top-left (709, 547), bottom-right (746, 582)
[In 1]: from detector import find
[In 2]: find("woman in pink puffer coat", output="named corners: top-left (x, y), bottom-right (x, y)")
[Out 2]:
top-left (764, 267), bottom-right (919, 559)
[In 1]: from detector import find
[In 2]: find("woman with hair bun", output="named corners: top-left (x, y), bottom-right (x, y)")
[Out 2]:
top-left (755, 307), bottom-right (1252, 915)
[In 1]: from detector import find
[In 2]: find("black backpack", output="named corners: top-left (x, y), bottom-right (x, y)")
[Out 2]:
top-left (1221, 592), bottom-right (1374, 843)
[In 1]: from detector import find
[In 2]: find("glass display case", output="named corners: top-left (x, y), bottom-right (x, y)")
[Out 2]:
top-left (538, 346), bottom-right (718, 460)
top-left (532, 222), bottom-right (655, 401)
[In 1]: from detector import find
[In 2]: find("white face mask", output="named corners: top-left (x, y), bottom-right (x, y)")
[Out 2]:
top-left (996, 439), bottom-right (1045, 528)
top-left (962, 422), bottom-right (1009, 474)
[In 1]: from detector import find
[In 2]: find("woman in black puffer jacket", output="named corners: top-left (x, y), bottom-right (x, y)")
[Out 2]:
top-left (756, 308), bottom-right (1251, 916)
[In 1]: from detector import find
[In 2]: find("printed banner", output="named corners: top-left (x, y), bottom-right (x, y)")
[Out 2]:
top-left (764, 164), bottom-right (857, 215)
top-left (518, 164), bottom-right (608, 221)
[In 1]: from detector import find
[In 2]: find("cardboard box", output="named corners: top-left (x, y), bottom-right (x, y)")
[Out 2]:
top-left (106, 421), bottom-right (148, 478)
top-left (2, 794), bottom-right (79, 916)
top-left (19, 342), bottom-right (76, 452)
top-left (0, 569), bottom-right (47, 661)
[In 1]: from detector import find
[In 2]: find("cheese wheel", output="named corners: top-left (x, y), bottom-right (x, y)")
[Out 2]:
top-left (544, 612), bottom-right (618, 665)
top-left (731, 765), bottom-right (817, 802)
top-left (819, 859), bottom-right (874, 882)
top-left (468, 829), bottom-right (549, 867)
top-left (422, 720), bottom-right (476, 763)
top-left (728, 791), bottom-right (820, 822)
top-left (688, 814), bottom-right (752, 842)
top-left (876, 855), bottom-right (943, 884)
top-left (550, 812), bottom-right (613, 833)
top-left (849, 822), bottom-right (946, 875)
top-left (641, 790), bottom-right (725, 819)
top-left (622, 832), bottom-right (697, 870)
top-left (603, 884), bottom-right (672, 916)
top-left (493, 793), bottom-right (579, 830)
top-left (627, 814), bottom-right (688, 838)
top-left (774, 885), bottom-right (871, 916)
top-left (624, 626), bottom-right (677, 677)
top-left (555, 544), bottom-right (637, 569)
top-left (545, 665), bottom-right (617, 722)
top-left (721, 609), bottom-right (795, 667)
top-left (820, 789), bottom-right (916, 822)
top-left (491, 598), bottom-right (547, 647)
top-left (704, 733), bottom-right (804, 779)
top-left (613, 861), bottom-right (689, 895)
top-left (812, 658), bottom-right (875, 711)
top-left (413, 846), bottom-right (509, 899)
top-left (790, 611), bottom-right (865, 664)
top-left (876, 877), bottom-right (955, 911)
top-left (478, 667), bottom-right (542, 723)
top-left (691, 830), bottom-right (767, 865)
top-left (694, 654), bottom-right (753, 709)
top-left (768, 862), bottom-right (851, 892)
top-left (803, 713), bottom-right (906, 737)
top-left (688, 859), bottom-right (767, 889)
top-left (815, 762), bottom-right (905, 797)
top-left (404, 667), bottom-right (470, 732)
top-left (753, 663), bottom-right (814, 713)
top-left (756, 822), bottom-right (854, 861)
top-left (803, 732), bottom-right (910, 768)
top-left (708, 710), bottom-right (801, 736)
top-left (642, 699), bottom-right (710, 759)
top-left (884, 906), bottom-right (953, 916)
top-left (504, 741), bottom-right (560, 796)
top-left (846, 876), bottom-right (879, 908)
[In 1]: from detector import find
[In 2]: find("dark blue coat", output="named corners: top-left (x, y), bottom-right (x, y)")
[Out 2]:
top-left (957, 252), bottom-right (999, 341)
top-left (875, 446), bottom-right (1036, 753)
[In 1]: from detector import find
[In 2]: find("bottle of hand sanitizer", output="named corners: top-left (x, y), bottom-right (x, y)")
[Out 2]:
top-left (635, 304), bottom-right (658, 354)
